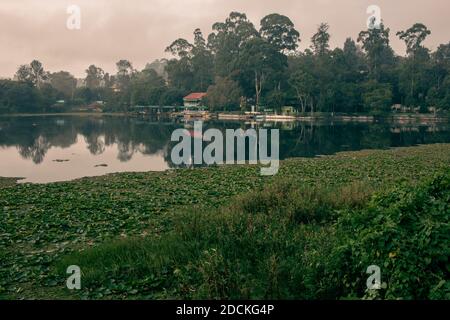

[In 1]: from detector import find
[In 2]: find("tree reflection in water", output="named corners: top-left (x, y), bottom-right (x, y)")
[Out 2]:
top-left (0, 116), bottom-right (449, 167)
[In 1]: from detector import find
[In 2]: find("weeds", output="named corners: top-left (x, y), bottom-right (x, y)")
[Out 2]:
top-left (1, 144), bottom-right (449, 299)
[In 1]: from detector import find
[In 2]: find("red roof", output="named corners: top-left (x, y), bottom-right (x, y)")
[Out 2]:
top-left (183, 92), bottom-right (207, 101)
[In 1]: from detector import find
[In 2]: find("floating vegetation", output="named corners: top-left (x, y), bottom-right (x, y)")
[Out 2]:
top-left (0, 144), bottom-right (449, 299)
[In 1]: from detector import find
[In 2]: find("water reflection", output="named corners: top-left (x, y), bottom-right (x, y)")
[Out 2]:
top-left (0, 115), bottom-right (449, 183)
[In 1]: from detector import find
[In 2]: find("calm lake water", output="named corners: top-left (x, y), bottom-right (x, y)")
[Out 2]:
top-left (1, 115), bottom-right (449, 183)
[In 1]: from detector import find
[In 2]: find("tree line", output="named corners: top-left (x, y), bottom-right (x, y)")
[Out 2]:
top-left (1, 12), bottom-right (449, 114)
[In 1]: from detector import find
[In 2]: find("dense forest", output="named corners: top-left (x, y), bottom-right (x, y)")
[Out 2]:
top-left (1, 12), bottom-right (449, 114)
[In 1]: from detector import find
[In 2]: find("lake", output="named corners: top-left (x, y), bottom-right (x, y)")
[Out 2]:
top-left (0, 115), bottom-right (449, 183)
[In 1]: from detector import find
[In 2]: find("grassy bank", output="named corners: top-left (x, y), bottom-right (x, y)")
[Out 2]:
top-left (0, 144), bottom-right (449, 299)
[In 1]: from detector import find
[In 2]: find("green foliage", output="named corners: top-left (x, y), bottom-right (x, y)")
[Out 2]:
top-left (0, 80), bottom-right (42, 113)
top-left (207, 12), bottom-right (259, 78)
top-left (395, 24), bottom-right (435, 109)
top-left (265, 90), bottom-right (286, 111)
top-left (427, 75), bottom-right (450, 112)
top-left (260, 13), bottom-right (300, 54)
top-left (397, 23), bottom-right (431, 55)
top-left (311, 23), bottom-right (330, 55)
top-left (358, 23), bottom-right (396, 82)
top-left (15, 60), bottom-right (49, 89)
top-left (73, 87), bottom-right (95, 105)
top-left (1, 144), bottom-right (449, 299)
top-left (165, 57), bottom-right (194, 93)
top-left (206, 77), bottom-right (242, 111)
top-left (362, 80), bottom-right (393, 114)
top-left (165, 29), bottom-right (214, 93)
top-left (237, 37), bottom-right (288, 107)
top-left (3, 17), bottom-right (449, 113)
top-left (85, 65), bottom-right (105, 90)
top-left (288, 57), bottom-right (316, 113)
top-left (130, 69), bottom-right (166, 106)
top-left (45, 153), bottom-right (449, 300)
top-left (159, 87), bottom-right (185, 106)
top-left (336, 172), bottom-right (450, 299)
top-left (49, 71), bottom-right (77, 100)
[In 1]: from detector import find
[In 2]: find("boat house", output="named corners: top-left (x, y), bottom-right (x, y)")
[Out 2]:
top-left (183, 92), bottom-right (207, 108)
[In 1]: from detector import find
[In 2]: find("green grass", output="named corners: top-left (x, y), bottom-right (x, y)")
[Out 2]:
top-left (1, 144), bottom-right (449, 299)
top-left (0, 177), bottom-right (21, 187)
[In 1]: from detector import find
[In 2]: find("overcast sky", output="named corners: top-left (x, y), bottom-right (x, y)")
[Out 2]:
top-left (0, 0), bottom-right (449, 78)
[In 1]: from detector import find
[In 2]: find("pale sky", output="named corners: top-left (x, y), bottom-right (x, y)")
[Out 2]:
top-left (0, 0), bottom-right (449, 78)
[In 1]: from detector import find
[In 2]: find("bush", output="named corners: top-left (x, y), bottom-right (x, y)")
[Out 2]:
top-left (53, 172), bottom-right (449, 300)
top-left (335, 172), bottom-right (450, 299)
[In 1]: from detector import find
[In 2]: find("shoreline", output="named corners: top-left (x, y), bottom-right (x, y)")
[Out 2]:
top-left (1, 111), bottom-right (448, 125)
top-left (1, 143), bottom-right (449, 186)
top-left (217, 112), bottom-right (450, 123)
